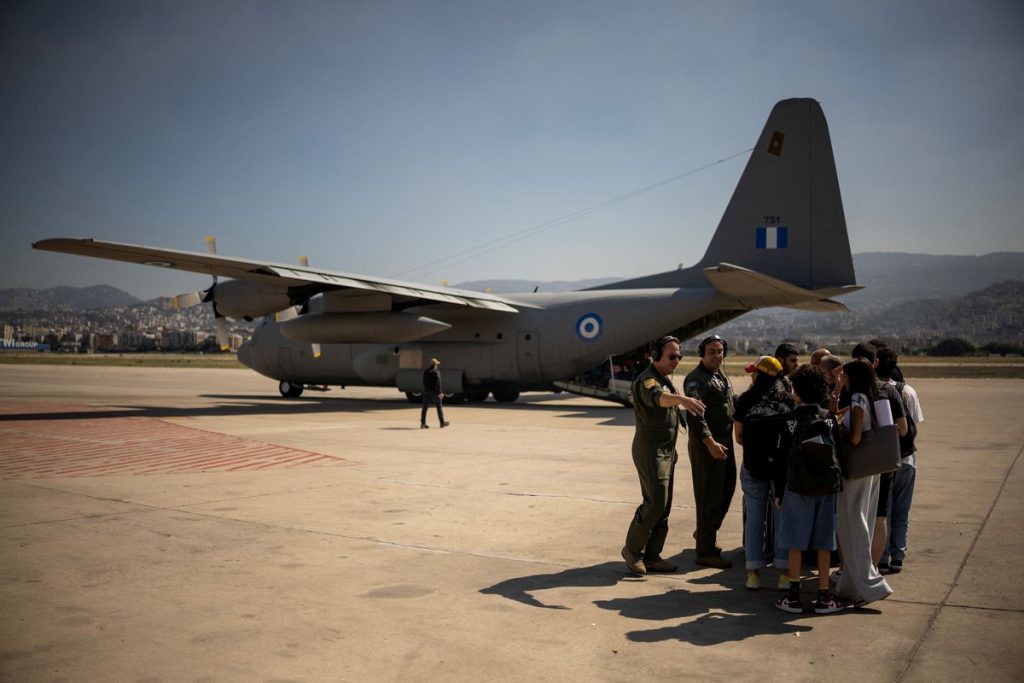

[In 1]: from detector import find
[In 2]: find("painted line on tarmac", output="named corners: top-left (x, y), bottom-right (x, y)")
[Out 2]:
top-left (896, 439), bottom-right (1024, 681)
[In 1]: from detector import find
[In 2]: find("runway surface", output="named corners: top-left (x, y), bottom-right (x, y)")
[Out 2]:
top-left (1, 365), bottom-right (1022, 681)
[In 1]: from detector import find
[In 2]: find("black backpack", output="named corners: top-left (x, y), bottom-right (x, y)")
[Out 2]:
top-left (741, 395), bottom-right (792, 480)
top-left (895, 381), bottom-right (918, 456)
top-left (785, 406), bottom-right (842, 497)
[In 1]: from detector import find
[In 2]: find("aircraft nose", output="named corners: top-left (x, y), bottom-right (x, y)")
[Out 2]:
top-left (237, 339), bottom-right (252, 368)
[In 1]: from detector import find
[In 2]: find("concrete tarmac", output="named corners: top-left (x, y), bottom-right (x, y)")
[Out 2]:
top-left (1, 365), bottom-right (1022, 681)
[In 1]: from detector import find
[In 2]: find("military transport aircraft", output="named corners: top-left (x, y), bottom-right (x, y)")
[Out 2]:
top-left (33, 98), bottom-right (860, 404)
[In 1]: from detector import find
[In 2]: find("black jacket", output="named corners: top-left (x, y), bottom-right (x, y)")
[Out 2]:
top-left (423, 366), bottom-right (442, 394)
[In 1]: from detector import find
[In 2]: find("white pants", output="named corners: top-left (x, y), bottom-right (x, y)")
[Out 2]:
top-left (835, 473), bottom-right (893, 603)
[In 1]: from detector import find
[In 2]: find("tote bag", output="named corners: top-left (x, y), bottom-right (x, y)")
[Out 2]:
top-left (838, 399), bottom-right (901, 479)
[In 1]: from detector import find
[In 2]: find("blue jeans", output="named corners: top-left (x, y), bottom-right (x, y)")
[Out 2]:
top-left (885, 463), bottom-right (917, 563)
top-left (740, 466), bottom-right (787, 570)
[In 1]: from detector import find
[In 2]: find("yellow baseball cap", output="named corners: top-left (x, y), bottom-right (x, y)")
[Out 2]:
top-left (744, 355), bottom-right (782, 377)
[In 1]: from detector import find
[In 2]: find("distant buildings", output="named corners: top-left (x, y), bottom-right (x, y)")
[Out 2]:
top-left (0, 300), bottom-right (252, 353)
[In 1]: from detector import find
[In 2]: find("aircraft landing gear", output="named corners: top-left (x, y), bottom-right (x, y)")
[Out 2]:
top-left (465, 389), bottom-right (489, 403)
top-left (492, 390), bottom-right (520, 403)
top-left (405, 391), bottom-right (423, 404)
top-left (279, 381), bottom-right (304, 398)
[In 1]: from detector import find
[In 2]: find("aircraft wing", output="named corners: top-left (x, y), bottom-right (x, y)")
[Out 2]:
top-left (703, 262), bottom-right (863, 312)
top-left (32, 238), bottom-right (527, 313)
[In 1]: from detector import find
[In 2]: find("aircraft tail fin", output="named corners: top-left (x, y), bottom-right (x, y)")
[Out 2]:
top-left (590, 98), bottom-right (856, 293)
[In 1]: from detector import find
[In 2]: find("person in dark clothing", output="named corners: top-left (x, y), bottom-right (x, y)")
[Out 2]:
top-left (421, 358), bottom-right (450, 429)
top-left (734, 355), bottom-right (795, 589)
top-left (774, 365), bottom-right (844, 615)
top-left (684, 335), bottom-right (737, 568)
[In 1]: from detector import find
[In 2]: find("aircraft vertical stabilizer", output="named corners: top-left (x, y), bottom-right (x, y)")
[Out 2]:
top-left (589, 98), bottom-right (856, 293)
top-left (697, 97), bottom-right (855, 289)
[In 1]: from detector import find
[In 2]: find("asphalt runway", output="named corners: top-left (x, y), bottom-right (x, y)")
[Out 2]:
top-left (1, 365), bottom-right (1022, 681)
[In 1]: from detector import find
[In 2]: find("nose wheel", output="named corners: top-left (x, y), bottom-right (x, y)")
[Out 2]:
top-left (279, 381), bottom-right (304, 398)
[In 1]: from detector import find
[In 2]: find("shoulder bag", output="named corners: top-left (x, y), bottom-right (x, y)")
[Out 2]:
top-left (838, 399), bottom-right (901, 479)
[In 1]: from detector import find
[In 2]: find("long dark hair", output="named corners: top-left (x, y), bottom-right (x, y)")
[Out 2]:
top-left (751, 371), bottom-right (778, 394)
top-left (843, 358), bottom-right (879, 401)
top-left (740, 371), bottom-right (790, 404)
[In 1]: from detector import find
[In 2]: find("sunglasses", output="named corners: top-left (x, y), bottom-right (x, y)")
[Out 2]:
top-left (668, 353), bottom-right (683, 361)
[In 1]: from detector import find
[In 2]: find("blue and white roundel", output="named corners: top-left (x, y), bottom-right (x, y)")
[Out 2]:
top-left (575, 312), bottom-right (603, 341)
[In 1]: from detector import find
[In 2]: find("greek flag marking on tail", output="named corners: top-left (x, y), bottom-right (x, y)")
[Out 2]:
top-left (756, 226), bottom-right (788, 249)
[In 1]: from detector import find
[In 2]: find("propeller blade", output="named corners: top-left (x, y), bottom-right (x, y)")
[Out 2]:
top-left (173, 291), bottom-right (204, 309)
top-left (275, 305), bottom-right (300, 322)
top-left (295, 256), bottom-right (320, 359)
top-left (205, 236), bottom-right (218, 283)
top-left (215, 316), bottom-right (230, 351)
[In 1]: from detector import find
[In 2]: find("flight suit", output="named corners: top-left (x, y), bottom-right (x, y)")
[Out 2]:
top-left (684, 362), bottom-right (737, 557)
top-left (623, 364), bottom-right (682, 561)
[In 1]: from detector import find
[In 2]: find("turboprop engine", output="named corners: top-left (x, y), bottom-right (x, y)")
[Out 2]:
top-left (208, 279), bottom-right (294, 320)
top-left (278, 312), bottom-right (451, 344)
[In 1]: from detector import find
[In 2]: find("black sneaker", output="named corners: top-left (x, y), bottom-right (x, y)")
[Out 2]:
top-left (878, 562), bottom-right (890, 574)
top-left (813, 592), bottom-right (845, 614)
top-left (421, 424), bottom-right (429, 429)
top-left (775, 594), bottom-right (802, 614)
top-left (888, 560), bottom-right (903, 574)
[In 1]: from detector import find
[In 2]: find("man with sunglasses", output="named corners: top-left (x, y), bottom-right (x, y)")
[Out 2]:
top-left (621, 336), bottom-right (706, 575)
top-left (684, 335), bottom-right (737, 569)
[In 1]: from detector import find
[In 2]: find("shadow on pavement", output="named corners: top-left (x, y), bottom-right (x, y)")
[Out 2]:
top-left (479, 555), bottom-right (887, 644)
top-left (0, 392), bottom-right (634, 425)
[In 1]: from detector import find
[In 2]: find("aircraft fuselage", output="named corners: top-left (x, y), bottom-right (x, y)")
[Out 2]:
top-left (237, 287), bottom-right (740, 395)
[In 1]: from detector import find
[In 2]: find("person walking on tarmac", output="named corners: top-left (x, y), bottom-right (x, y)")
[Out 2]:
top-left (684, 335), bottom-right (737, 568)
top-left (421, 358), bottom-right (450, 429)
top-left (621, 336), bottom-right (706, 575)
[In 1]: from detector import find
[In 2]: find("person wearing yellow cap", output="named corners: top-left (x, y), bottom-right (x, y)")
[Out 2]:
top-left (734, 355), bottom-right (794, 590)
top-left (421, 358), bottom-right (450, 429)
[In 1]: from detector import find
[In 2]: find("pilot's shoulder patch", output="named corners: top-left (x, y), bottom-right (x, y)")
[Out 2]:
top-left (643, 378), bottom-right (659, 390)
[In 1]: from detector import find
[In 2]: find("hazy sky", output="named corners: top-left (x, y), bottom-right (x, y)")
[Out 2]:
top-left (2, 0), bottom-right (1022, 300)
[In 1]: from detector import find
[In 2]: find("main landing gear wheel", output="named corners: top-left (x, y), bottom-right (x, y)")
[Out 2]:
top-left (492, 390), bottom-right (520, 403)
top-left (466, 390), bottom-right (489, 403)
top-left (279, 381), bottom-right (304, 398)
top-left (405, 391), bottom-right (423, 404)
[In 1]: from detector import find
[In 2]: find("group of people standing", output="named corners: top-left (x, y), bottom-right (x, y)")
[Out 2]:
top-left (621, 335), bottom-right (923, 616)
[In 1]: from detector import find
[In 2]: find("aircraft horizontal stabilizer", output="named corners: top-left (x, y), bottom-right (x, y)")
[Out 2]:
top-left (704, 262), bottom-right (861, 311)
top-left (781, 298), bottom-right (849, 312)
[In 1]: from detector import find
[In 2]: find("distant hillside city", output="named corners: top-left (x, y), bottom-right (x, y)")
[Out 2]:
top-left (2, 252), bottom-right (1022, 355)
top-left (0, 287), bottom-right (252, 353)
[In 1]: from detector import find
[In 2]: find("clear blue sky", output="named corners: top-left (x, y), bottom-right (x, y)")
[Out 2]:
top-left (2, 0), bottom-right (1022, 300)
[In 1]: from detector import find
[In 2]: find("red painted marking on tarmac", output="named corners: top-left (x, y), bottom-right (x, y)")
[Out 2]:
top-left (0, 402), bottom-right (345, 479)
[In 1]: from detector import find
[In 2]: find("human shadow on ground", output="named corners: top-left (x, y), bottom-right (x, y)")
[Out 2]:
top-left (480, 553), bottom-right (881, 645)
top-left (480, 561), bottom-right (627, 609)
top-left (0, 392), bottom-right (633, 426)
